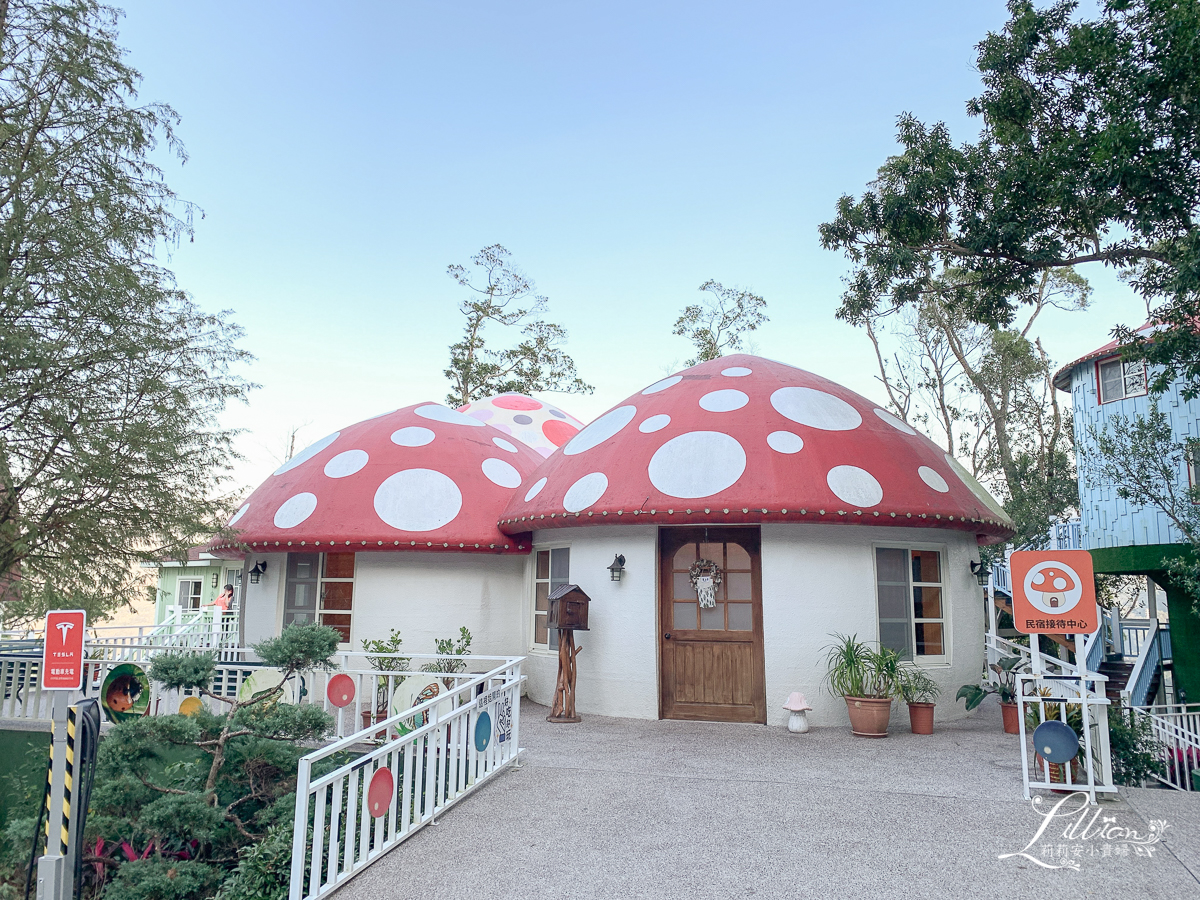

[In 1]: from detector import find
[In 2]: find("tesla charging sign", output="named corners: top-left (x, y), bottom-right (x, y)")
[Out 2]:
top-left (42, 609), bottom-right (87, 690)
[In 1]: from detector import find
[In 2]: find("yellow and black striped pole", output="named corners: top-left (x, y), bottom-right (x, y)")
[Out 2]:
top-left (42, 704), bottom-right (77, 856)
top-left (37, 691), bottom-right (71, 900)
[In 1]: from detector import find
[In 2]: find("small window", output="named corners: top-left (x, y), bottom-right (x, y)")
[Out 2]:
top-left (875, 547), bottom-right (947, 661)
top-left (176, 579), bottom-right (203, 610)
top-left (284, 552), bottom-right (355, 643)
top-left (532, 547), bottom-right (569, 650)
top-left (1097, 357), bottom-right (1147, 403)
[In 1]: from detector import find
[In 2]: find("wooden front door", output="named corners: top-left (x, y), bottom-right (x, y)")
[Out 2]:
top-left (659, 527), bottom-right (766, 723)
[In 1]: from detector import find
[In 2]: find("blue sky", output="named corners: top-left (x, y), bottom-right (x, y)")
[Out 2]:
top-left (116, 0), bottom-right (1128, 492)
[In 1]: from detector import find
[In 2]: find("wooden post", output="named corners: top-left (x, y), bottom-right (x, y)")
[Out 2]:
top-left (547, 631), bottom-right (582, 723)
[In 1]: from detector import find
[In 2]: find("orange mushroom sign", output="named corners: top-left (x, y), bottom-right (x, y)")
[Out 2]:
top-left (1009, 550), bottom-right (1098, 635)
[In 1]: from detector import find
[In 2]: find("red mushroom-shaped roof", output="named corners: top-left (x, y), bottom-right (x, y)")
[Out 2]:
top-left (1032, 567), bottom-right (1076, 593)
top-left (456, 393), bottom-right (584, 457)
top-left (212, 403), bottom-right (539, 554)
top-left (499, 355), bottom-right (1015, 544)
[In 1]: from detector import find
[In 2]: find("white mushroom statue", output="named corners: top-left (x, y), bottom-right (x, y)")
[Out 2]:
top-left (783, 692), bottom-right (812, 733)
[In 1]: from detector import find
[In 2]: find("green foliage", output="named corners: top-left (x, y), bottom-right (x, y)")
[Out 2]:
top-left (0, 0), bottom-right (253, 626)
top-left (104, 858), bottom-right (222, 900)
top-left (672, 280), bottom-right (768, 365)
top-left (253, 624), bottom-right (341, 673)
top-left (897, 666), bottom-right (941, 704)
top-left (150, 652), bottom-right (219, 692)
top-left (443, 244), bottom-right (592, 406)
top-left (821, 633), bottom-right (901, 699)
top-left (362, 629), bottom-right (410, 672)
top-left (820, 0), bottom-right (1200, 397)
top-left (1108, 708), bottom-right (1166, 786)
top-left (957, 655), bottom-right (1026, 709)
top-left (422, 626), bottom-right (473, 676)
top-left (214, 823), bottom-right (293, 900)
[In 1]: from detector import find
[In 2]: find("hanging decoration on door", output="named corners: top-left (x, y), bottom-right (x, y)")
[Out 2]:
top-left (689, 559), bottom-right (723, 609)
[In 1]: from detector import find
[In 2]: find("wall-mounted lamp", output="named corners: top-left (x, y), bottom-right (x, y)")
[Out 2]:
top-left (211, 571), bottom-right (220, 589)
top-left (970, 560), bottom-right (991, 586)
top-left (249, 561), bottom-right (267, 584)
top-left (608, 554), bottom-right (626, 582)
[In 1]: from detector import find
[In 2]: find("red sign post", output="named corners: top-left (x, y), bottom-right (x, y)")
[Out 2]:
top-left (41, 609), bottom-right (87, 690)
top-left (1009, 550), bottom-right (1098, 635)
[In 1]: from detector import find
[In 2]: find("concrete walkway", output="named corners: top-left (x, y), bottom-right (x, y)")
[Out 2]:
top-left (338, 698), bottom-right (1198, 900)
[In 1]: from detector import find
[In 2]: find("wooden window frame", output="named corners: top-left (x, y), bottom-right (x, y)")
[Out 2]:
top-left (283, 552), bottom-right (355, 645)
top-left (175, 577), bottom-right (204, 611)
top-left (873, 543), bottom-right (949, 665)
top-left (530, 544), bottom-right (570, 652)
top-left (1095, 355), bottom-right (1148, 404)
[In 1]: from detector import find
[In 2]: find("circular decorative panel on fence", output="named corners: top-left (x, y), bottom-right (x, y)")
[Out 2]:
top-left (326, 673), bottom-right (355, 708)
top-left (474, 710), bottom-right (492, 752)
top-left (367, 767), bottom-right (394, 818)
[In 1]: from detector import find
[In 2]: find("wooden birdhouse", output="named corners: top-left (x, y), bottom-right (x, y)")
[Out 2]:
top-left (547, 584), bottom-right (591, 631)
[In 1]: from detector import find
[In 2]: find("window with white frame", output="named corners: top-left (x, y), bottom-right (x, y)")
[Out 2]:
top-left (1097, 356), bottom-right (1147, 403)
top-left (875, 547), bottom-right (946, 660)
top-left (532, 547), bottom-right (570, 650)
top-left (176, 578), bottom-right (203, 610)
top-left (284, 552), bottom-right (355, 643)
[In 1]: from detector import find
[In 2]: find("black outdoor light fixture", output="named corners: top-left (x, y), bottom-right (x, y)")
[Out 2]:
top-left (608, 554), bottom-right (626, 582)
top-left (249, 561), bottom-right (267, 584)
top-left (970, 560), bottom-right (991, 586)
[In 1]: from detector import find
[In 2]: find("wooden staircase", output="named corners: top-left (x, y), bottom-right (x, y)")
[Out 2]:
top-left (1097, 657), bottom-right (1165, 703)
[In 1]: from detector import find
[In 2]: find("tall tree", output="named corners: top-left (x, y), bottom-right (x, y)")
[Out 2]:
top-left (444, 244), bottom-right (592, 407)
top-left (856, 268), bottom-right (1087, 544)
top-left (819, 0), bottom-right (1200, 392)
top-left (0, 1), bottom-right (251, 625)
top-left (672, 279), bottom-right (768, 366)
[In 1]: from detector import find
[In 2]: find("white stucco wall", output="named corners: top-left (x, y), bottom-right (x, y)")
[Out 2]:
top-left (526, 523), bottom-right (984, 728)
top-left (238, 550), bottom-right (526, 660)
top-left (524, 526), bottom-right (659, 719)
top-left (759, 524), bottom-right (983, 728)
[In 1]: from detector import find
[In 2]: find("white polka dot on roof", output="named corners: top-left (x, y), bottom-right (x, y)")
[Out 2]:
top-left (563, 472), bottom-right (608, 512)
top-left (274, 432), bottom-right (340, 475)
top-left (641, 375), bottom-right (682, 395)
top-left (826, 466), bottom-right (883, 507)
top-left (648, 431), bottom-right (746, 498)
top-left (699, 389), bottom-right (749, 412)
top-left (274, 493), bottom-right (318, 528)
top-left (873, 408), bottom-right (917, 435)
top-left (492, 437), bottom-right (519, 453)
top-left (721, 366), bottom-right (752, 377)
top-left (324, 449), bottom-right (368, 478)
top-left (639, 414), bottom-right (671, 433)
top-left (918, 465), bottom-right (949, 493)
top-left (771, 387), bottom-right (862, 431)
top-left (414, 405), bottom-right (485, 427)
top-left (524, 477), bottom-right (547, 502)
top-left (373, 469), bottom-right (462, 531)
top-left (563, 405), bottom-right (637, 455)
top-left (228, 503), bottom-right (249, 526)
top-left (391, 426), bottom-right (435, 447)
top-left (481, 457), bottom-right (522, 489)
top-left (767, 431), bottom-right (804, 454)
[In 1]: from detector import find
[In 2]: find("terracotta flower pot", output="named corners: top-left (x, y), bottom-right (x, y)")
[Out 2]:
top-left (1036, 753), bottom-right (1081, 792)
top-left (907, 702), bottom-right (935, 735)
top-left (361, 710), bottom-right (388, 741)
top-left (1000, 701), bottom-right (1020, 735)
top-left (844, 696), bottom-right (892, 737)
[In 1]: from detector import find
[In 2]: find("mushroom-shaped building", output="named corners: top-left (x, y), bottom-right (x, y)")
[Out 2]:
top-left (223, 402), bottom-right (540, 653)
top-left (503, 356), bottom-right (1014, 727)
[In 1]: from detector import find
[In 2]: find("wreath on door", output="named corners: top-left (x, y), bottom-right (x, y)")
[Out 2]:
top-left (689, 559), bottom-right (723, 609)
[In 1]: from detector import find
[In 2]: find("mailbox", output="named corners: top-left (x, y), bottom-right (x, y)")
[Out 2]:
top-left (547, 584), bottom-right (591, 631)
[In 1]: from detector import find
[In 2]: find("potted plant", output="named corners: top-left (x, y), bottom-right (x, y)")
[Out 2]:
top-left (897, 666), bottom-right (940, 735)
top-left (956, 656), bottom-right (1025, 734)
top-left (361, 629), bottom-right (410, 736)
top-left (822, 633), bottom-right (901, 738)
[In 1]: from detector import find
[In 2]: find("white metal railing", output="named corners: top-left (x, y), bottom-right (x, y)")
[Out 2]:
top-left (1130, 704), bottom-right (1200, 791)
top-left (289, 657), bottom-right (525, 900)
top-left (1121, 620), bottom-right (1162, 708)
top-left (1016, 672), bottom-right (1114, 804)
top-left (986, 633), bottom-right (1083, 681)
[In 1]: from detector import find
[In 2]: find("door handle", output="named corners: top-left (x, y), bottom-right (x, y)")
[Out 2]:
top-left (664, 632), bottom-right (671, 640)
